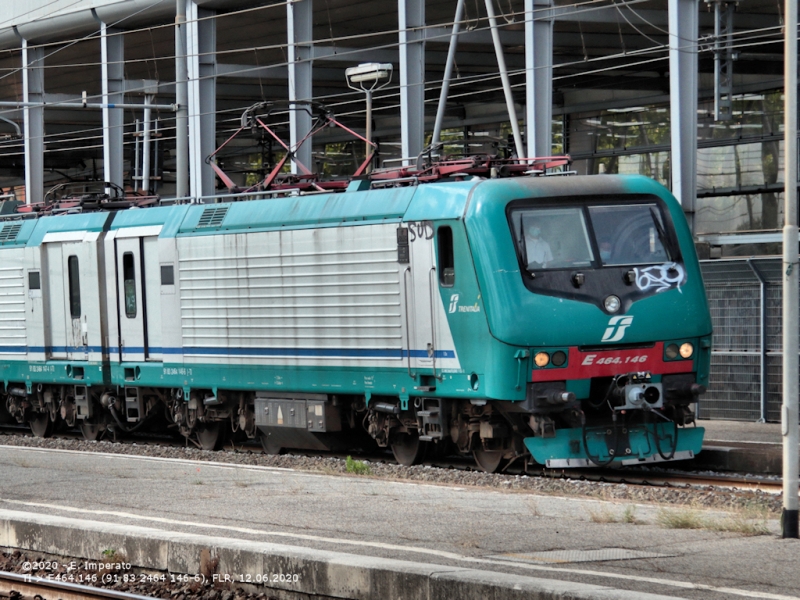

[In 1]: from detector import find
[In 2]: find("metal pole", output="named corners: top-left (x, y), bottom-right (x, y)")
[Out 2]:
top-left (365, 89), bottom-right (373, 173)
top-left (153, 120), bottom-right (160, 193)
top-left (713, 1), bottom-right (722, 120)
top-left (432, 0), bottom-right (465, 147)
top-left (134, 119), bottom-right (141, 188)
top-left (484, 0), bottom-right (524, 159)
top-left (748, 259), bottom-right (768, 423)
top-left (142, 100), bottom-right (152, 194)
top-left (175, 0), bottom-right (189, 199)
top-left (782, 0), bottom-right (799, 539)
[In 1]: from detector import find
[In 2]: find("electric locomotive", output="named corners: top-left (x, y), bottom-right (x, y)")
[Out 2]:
top-left (0, 167), bottom-right (711, 472)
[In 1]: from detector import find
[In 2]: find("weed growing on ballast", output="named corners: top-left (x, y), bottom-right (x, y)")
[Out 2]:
top-left (345, 456), bottom-right (372, 475)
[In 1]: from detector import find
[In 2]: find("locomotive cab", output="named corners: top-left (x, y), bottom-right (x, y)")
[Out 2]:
top-left (463, 175), bottom-right (712, 468)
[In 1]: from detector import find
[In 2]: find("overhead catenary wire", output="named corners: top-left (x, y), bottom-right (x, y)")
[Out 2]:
top-left (0, 0), bottom-right (786, 161)
top-left (0, 26), bottom-right (785, 158)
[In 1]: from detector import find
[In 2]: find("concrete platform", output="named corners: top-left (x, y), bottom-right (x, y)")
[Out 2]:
top-left (700, 419), bottom-right (783, 445)
top-left (693, 419), bottom-right (788, 474)
top-left (0, 444), bottom-right (798, 600)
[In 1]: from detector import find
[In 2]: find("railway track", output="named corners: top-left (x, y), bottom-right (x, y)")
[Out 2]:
top-left (0, 423), bottom-right (785, 494)
top-left (0, 570), bottom-right (154, 600)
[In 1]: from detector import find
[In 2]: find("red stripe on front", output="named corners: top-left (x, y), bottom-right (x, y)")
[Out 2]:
top-left (532, 342), bottom-right (692, 382)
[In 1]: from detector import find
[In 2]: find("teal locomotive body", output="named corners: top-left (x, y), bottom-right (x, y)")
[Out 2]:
top-left (0, 173), bottom-right (711, 470)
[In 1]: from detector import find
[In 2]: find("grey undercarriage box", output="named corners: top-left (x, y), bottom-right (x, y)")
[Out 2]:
top-left (254, 392), bottom-right (341, 432)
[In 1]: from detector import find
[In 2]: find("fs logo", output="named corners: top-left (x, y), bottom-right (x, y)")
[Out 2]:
top-left (448, 294), bottom-right (460, 313)
top-left (601, 316), bottom-right (633, 343)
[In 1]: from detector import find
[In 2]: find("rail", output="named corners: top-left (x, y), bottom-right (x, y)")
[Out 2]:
top-left (0, 570), bottom-right (155, 600)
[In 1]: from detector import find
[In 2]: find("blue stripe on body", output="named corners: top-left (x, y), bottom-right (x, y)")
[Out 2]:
top-left (17, 346), bottom-right (456, 360)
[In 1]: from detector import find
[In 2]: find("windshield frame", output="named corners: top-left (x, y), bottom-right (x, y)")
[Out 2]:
top-left (506, 194), bottom-right (681, 274)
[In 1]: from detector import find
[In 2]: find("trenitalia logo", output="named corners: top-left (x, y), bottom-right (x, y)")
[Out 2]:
top-left (448, 294), bottom-right (460, 313)
top-left (601, 316), bottom-right (634, 343)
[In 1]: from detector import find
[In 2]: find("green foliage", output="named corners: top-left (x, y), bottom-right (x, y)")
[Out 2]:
top-left (345, 455), bottom-right (372, 475)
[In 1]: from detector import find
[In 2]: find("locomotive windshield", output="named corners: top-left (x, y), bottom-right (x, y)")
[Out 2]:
top-left (509, 201), bottom-right (674, 271)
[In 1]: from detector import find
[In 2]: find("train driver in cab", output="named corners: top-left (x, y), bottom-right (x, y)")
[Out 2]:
top-left (525, 224), bottom-right (553, 269)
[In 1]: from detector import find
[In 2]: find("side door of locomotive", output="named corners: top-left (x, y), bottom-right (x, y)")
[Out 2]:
top-left (42, 235), bottom-right (100, 361)
top-left (115, 232), bottom-right (162, 362)
top-left (405, 220), bottom-right (437, 374)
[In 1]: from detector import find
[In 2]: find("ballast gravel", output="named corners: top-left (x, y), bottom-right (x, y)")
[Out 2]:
top-left (0, 431), bottom-right (781, 515)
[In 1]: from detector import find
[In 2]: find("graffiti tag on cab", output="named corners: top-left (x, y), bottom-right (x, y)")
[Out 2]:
top-left (634, 262), bottom-right (686, 294)
top-left (408, 221), bottom-right (434, 242)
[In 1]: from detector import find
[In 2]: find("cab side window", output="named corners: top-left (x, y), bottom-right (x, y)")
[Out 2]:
top-left (123, 252), bottom-right (137, 318)
top-left (67, 256), bottom-right (81, 318)
top-left (438, 226), bottom-right (455, 287)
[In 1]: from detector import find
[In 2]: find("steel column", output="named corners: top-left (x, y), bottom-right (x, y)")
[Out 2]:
top-left (175, 0), bottom-right (189, 199)
top-left (668, 0), bottom-right (699, 232)
top-left (525, 0), bottom-right (553, 158)
top-left (288, 0), bottom-right (313, 174)
top-left (99, 20), bottom-right (124, 190)
top-left (747, 259), bottom-right (768, 423)
top-left (141, 97), bottom-right (153, 194)
top-left (21, 39), bottom-right (44, 204)
top-left (781, 0), bottom-right (799, 539)
top-left (399, 0), bottom-right (425, 165)
top-left (187, 1), bottom-right (217, 199)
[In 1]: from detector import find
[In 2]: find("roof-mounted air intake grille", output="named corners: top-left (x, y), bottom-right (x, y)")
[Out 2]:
top-left (0, 223), bottom-right (22, 242)
top-left (197, 206), bottom-right (229, 228)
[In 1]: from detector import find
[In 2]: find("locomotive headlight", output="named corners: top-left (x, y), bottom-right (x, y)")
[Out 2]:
top-left (665, 343), bottom-right (680, 359)
top-left (604, 295), bottom-right (621, 313)
top-left (534, 352), bottom-right (550, 367)
top-left (551, 350), bottom-right (567, 367)
top-left (679, 342), bottom-right (694, 359)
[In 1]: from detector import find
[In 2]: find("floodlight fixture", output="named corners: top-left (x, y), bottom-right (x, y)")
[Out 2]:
top-left (345, 63), bottom-right (393, 90)
top-left (345, 63), bottom-right (393, 173)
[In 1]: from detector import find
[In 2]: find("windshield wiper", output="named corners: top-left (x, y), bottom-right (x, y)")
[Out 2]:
top-left (650, 207), bottom-right (678, 260)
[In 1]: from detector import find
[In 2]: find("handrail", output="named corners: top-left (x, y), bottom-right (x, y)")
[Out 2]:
top-left (402, 267), bottom-right (415, 379)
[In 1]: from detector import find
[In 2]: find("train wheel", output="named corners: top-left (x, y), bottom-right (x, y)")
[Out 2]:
top-left (473, 447), bottom-right (504, 473)
top-left (259, 431), bottom-right (283, 455)
top-left (390, 431), bottom-right (425, 466)
top-left (79, 421), bottom-right (103, 441)
top-left (196, 423), bottom-right (225, 451)
top-left (28, 413), bottom-right (54, 438)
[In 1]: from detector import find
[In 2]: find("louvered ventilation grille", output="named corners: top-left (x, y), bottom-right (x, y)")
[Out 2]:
top-left (0, 223), bottom-right (21, 242)
top-left (197, 206), bottom-right (229, 228)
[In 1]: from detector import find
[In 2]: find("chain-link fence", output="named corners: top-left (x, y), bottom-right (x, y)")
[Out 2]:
top-left (700, 258), bottom-right (797, 421)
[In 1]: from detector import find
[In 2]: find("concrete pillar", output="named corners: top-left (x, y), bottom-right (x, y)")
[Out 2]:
top-left (668, 0), bottom-right (699, 231)
top-left (21, 39), bottom-right (44, 204)
top-left (399, 0), bottom-right (425, 165)
top-left (187, 0), bottom-right (217, 199)
top-left (288, 0), bottom-right (313, 174)
top-left (100, 21), bottom-right (124, 190)
top-left (525, 0), bottom-right (553, 158)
